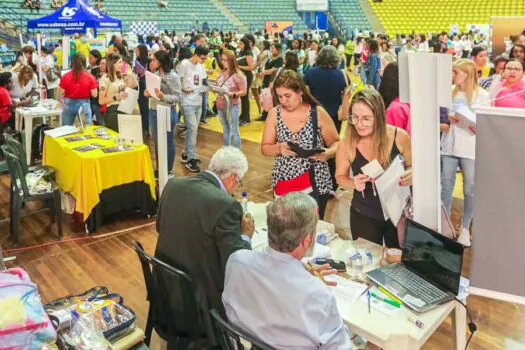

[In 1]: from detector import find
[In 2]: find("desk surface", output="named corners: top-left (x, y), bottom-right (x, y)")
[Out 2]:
top-left (247, 202), bottom-right (460, 349)
top-left (16, 99), bottom-right (62, 116)
top-left (43, 126), bottom-right (156, 220)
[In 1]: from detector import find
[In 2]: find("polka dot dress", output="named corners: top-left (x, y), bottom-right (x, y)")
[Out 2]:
top-left (272, 105), bottom-right (333, 195)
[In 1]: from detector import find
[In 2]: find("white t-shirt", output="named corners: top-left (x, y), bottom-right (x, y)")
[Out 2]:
top-left (179, 59), bottom-right (207, 106)
top-left (9, 72), bottom-right (39, 100)
top-left (417, 41), bottom-right (429, 52)
top-left (441, 89), bottom-right (490, 159)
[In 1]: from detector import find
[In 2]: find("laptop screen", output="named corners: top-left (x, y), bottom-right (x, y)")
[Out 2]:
top-left (402, 219), bottom-right (464, 295)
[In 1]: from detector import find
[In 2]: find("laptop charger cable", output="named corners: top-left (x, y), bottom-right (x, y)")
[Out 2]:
top-left (455, 297), bottom-right (477, 350)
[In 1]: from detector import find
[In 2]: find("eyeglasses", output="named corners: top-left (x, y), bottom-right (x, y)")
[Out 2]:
top-left (349, 115), bottom-right (374, 126)
top-left (505, 67), bottom-right (523, 72)
top-left (236, 175), bottom-right (244, 187)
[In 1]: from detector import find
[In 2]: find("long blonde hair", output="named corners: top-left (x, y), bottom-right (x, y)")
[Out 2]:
top-left (452, 59), bottom-right (479, 107)
top-left (347, 89), bottom-right (390, 168)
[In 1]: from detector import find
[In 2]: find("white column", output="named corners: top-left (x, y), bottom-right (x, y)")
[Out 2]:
top-left (156, 104), bottom-right (170, 194)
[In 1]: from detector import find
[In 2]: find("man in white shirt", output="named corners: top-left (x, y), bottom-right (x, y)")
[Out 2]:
top-left (223, 192), bottom-right (353, 349)
top-left (179, 45), bottom-right (209, 173)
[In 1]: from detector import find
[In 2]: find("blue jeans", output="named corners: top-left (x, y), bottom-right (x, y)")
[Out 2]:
top-left (441, 155), bottom-right (475, 228)
top-left (149, 106), bottom-right (177, 173)
top-left (62, 98), bottom-right (92, 126)
top-left (218, 104), bottom-right (240, 148)
top-left (182, 104), bottom-right (202, 160)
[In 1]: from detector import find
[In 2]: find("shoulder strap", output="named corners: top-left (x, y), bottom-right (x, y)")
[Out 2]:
top-left (311, 105), bottom-right (319, 148)
top-left (272, 67), bottom-right (283, 83)
top-left (341, 69), bottom-right (349, 87)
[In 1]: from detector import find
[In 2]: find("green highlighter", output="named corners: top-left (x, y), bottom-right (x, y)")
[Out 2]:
top-left (370, 292), bottom-right (401, 308)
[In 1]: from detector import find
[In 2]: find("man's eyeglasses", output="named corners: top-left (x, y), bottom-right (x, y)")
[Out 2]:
top-left (349, 115), bottom-right (374, 126)
top-left (236, 175), bottom-right (244, 187)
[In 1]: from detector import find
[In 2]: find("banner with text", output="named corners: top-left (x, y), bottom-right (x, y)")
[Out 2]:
top-left (297, 0), bottom-right (328, 11)
top-left (265, 21), bottom-right (293, 34)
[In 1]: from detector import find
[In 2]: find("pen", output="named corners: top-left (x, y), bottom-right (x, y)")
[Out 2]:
top-left (367, 291), bottom-right (371, 314)
top-left (407, 316), bottom-right (425, 329)
top-left (370, 292), bottom-right (401, 308)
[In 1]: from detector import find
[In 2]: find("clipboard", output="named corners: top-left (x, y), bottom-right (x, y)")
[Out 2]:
top-left (287, 141), bottom-right (325, 158)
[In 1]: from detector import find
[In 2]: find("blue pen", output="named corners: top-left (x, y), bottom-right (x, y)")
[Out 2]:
top-left (367, 291), bottom-right (371, 314)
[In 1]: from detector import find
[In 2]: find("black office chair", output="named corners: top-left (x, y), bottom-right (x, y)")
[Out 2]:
top-left (133, 241), bottom-right (214, 349)
top-left (1, 145), bottom-right (62, 246)
top-left (209, 309), bottom-right (276, 350)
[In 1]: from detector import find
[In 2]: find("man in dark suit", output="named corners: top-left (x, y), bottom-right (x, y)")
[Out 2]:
top-left (154, 146), bottom-right (254, 334)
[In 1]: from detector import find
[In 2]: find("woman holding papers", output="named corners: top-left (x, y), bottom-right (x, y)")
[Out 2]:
top-left (214, 49), bottom-right (247, 148)
top-left (335, 89), bottom-right (412, 248)
top-left (144, 50), bottom-right (182, 176)
top-left (441, 59), bottom-right (490, 247)
top-left (261, 70), bottom-right (339, 220)
top-left (493, 59), bottom-right (525, 109)
top-left (59, 53), bottom-right (98, 126)
top-left (98, 53), bottom-right (138, 132)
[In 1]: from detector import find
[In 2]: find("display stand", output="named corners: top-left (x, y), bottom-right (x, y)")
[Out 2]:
top-left (156, 104), bottom-right (170, 194)
top-left (399, 52), bottom-right (452, 232)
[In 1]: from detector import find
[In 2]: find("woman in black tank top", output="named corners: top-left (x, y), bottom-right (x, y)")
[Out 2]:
top-left (335, 89), bottom-right (412, 248)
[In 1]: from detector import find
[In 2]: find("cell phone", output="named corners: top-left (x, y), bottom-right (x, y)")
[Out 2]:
top-left (314, 258), bottom-right (347, 272)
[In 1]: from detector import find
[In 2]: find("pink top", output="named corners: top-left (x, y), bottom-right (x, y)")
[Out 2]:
top-left (216, 71), bottom-right (247, 107)
top-left (494, 79), bottom-right (525, 109)
top-left (385, 97), bottom-right (411, 136)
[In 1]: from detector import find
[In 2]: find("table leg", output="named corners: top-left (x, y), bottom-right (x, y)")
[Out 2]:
top-left (453, 301), bottom-right (467, 350)
top-left (24, 115), bottom-right (33, 166)
top-left (16, 110), bottom-right (22, 132)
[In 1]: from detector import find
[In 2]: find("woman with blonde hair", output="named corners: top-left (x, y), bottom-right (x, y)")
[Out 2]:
top-left (261, 70), bottom-right (339, 219)
top-left (441, 59), bottom-right (490, 247)
top-left (336, 89), bottom-right (412, 247)
top-left (215, 49), bottom-right (247, 148)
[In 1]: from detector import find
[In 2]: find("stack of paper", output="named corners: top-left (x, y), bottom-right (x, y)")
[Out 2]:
top-left (324, 275), bottom-right (368, 312)
top-left (359, 286), bottom-right (401, 316)
top-left (44, 126), bottom-right (79, 138)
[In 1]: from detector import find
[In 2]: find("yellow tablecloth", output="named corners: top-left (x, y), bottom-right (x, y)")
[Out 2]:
top-left (43, 125), bottom-right (156, 221)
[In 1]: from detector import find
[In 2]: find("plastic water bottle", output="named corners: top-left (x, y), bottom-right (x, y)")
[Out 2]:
top-left (241, 192), bottom-right (248, 213)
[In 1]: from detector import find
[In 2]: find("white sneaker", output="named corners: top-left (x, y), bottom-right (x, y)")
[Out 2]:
top-left (457, 227), bottom-right (471, 247)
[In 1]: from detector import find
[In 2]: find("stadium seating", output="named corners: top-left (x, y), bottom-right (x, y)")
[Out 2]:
top-left (221, 0), bottom-right (309, 32)
top-left (329, 0), bottom-right (370, 33)
top-left (368, 0), bottom-right (525, 36)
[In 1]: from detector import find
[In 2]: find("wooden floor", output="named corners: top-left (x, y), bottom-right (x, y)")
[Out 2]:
top-left (1, 123), bottom-right (524, 350)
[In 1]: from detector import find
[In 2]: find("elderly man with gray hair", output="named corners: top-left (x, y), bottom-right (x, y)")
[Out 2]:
top-left (222, 192), bottom-right (353, 349)
top-left (155, 146), bottom-right (255, 332)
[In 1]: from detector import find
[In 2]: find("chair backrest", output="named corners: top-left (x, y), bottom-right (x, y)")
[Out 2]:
top-left (4, 134), bottom-right (29, 175)
top-left (1, 145), bottom-right (30, 197)
top-left (133, 241), bottom-right (212, 346)
top-left (210, 309), bottom-right (276, 350)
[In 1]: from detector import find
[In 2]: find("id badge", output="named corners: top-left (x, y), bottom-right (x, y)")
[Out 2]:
top-left (193, 74), bottom-right (200, 86)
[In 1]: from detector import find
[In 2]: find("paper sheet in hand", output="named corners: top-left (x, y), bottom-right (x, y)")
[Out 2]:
top-left (324, 275), bottom-right (368, 313)
top-left (209, 84), bottom-right (229, 94)
top-left (455, 104), bottom-right (476, 130)
top-left (145, 71), bottom-right (161, 99)
top-left (374, 156), bottom-right (410, 226)
top-left (361, 159), bottom-right (385, 179)
top-left (118, 88), bottom-right (139, 114)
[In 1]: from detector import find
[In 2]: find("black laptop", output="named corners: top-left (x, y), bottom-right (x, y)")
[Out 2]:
top-left (366, 219), bottom-right (464, 313)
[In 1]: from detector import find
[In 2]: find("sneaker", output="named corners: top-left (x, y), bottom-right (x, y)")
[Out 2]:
top-left (167, 171), bottom-right (175, 179)
top-left (180, 153), bottom-right (189, 163)
top-left (457, 227), bottom-right (471, 247)
top-left (200, 119), bottom-right (208, 125)
top-left (185, 159), bottom-right (201, 173)
top-left (239, 121), bottom-right (250, 126)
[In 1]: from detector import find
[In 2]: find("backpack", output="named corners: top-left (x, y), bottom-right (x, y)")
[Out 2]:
top-left (0, 268), bottom-right (57, 349)
top-left (31, 124), bottom-right (53, 161)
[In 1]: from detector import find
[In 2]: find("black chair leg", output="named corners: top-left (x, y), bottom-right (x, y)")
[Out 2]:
top-left (11, 195), bottom-right (23, 247)
top-left (54, 189), bottom-right (63, 239)
top-left (144, 304), bottom-right (154, 346)
top-left (9, 185), bottom-right (14, 238)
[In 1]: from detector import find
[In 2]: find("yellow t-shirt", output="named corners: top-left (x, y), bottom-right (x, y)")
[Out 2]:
top-left (54, 47), bottom-right (63, 69)
top-left (480, 65), bottom-right (490, 78)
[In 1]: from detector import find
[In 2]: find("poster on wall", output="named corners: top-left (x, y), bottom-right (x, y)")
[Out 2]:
top-left (490, 16), bottom-right (525, 60)
top-left (466, 24), bottom-right (490, 38)
top-left (449, 24), bottom-right (460, 35)
top-left (265, 21), bottom-right (294, 34)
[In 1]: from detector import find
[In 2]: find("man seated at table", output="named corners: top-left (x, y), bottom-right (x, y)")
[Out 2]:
top-left (155, 146), bottom-right (254, 325)
top-left (222, 192), bottom-right (353, 349)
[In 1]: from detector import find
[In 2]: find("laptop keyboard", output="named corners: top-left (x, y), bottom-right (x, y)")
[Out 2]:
top-left (383, 265), bottom-right (449, 305)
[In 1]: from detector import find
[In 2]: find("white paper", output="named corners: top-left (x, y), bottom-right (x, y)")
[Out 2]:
top-left (374, 156), bottom-right (411, 226)
top-left (118, 114), bottom-right (143, 145)
top-left (251, 228), bottom-right (268, 249)
top-left (117, 88), bottom-right (139, 114)
top-left (455, 104), bottom-right (476, 129)
top-left (325, 275), bottom-right (368, 312)
top-left (145, 71), bottom-right (161, 99)
top-left (301, 243), bottom-right (331, 264)
top-left (361, 159), bottom-right (385, 179)
top-left (359, 286), bottom-right (401, 316)
top-left (308, 50), bottom-right (316, 66)
top-left (44, 126), bottom-right (79, 138)
top-left (209, 84), bottom-right (228, 94)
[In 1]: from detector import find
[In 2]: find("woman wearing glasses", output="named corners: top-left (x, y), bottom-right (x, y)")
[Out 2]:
top-left (261, 70), bottom-right (339, 219)
top-left (335, 89), bottom-right (412, 248)
top-left (493, 59), bottom-right (525, 109)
